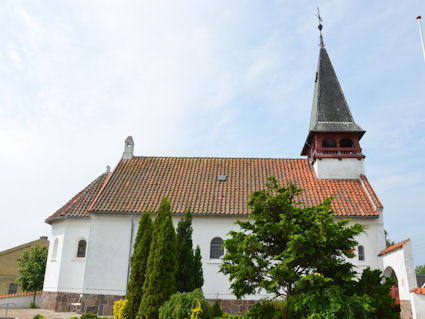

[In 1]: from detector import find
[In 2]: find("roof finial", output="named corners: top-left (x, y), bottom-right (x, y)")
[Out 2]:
top-left (316, 7), bottom-right (325, 48)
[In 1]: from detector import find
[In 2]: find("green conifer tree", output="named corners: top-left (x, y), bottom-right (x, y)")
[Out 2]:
top-left (176, 210), bottom-right (195, 292)
top-left (139, 198), bottom-right (177, 319)
top-left (193, 245), bottom-right (204, 289)
top-left (126, 211), bottom-right (153, 319)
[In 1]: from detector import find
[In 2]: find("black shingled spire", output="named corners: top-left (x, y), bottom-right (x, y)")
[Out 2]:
top-left (308, 48), bottom-right (364, 133)
top-left (301, 23), bottom-right (365, 162)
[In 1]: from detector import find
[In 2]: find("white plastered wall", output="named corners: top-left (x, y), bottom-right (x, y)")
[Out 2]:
top-left (43, 220), bottom-right (65, 292)
top-left (411, 294), bottom-right (425, 319)
top-left (43, 218), bottom-right (90, 293)
top-left (344, 214), bottom-right (386, 274)
top-left (381, 241), bottom-right (416, 301)
top-left (82, 214), bottom-right (246, 299)
top-left (191, 215), bottom-right (262, 300)
top-left (314, 158), bottom-right (364, 179)
top-left (83, 214), bottom-right (140, 296)
top-left (80, 212), bottom-right (386, 300)
top-left (381, 240), bottom-right (423, 318)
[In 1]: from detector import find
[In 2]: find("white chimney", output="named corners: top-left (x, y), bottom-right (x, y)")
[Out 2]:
top-left (123, 136), bottom-right (134, 159)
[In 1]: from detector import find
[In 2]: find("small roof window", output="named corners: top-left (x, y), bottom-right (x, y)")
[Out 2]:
top-left (217, 175), bottom-right (226, 181)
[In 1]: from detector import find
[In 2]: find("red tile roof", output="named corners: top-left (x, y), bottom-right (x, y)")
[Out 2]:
top-left (360, 175), bottom-right (383, 209)
top-left (410, 287), bottom-right (425, 295)
top-left (378, 239), bottom-right (410, 257)
top-left (0, 290), bottom-right (41, 299)
top-left (45, 172), bottom-right (110, 224)
top-left (82, 156), bottom-right (381, 217)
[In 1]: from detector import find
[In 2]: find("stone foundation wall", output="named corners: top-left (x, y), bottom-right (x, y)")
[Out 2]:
top-left (41, 291), bottom-right (124, 316)
top-left (207, 299), bottom-right (256, 315)
top-left (400, 300), bottom-right (412, 319)
top-left (42, 291), bottom-right (257, 316)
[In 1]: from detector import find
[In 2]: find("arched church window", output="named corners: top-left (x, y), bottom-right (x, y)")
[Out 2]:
top-left (77, 240), bottom-right (87, 258)
top-left (340, 138), bottom-right (354, 148)
top-left (322, 138), bottom-right (337, 148)
top-left (52, 238), bottom-right (58, 261)
top-left (358, 245), bottom-right (365, 261)
top-left (210, 237), bottom-right (224, 259)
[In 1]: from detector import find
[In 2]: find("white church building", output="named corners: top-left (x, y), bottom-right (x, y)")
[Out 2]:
top-left (40, 32), bottom-right (423, 318)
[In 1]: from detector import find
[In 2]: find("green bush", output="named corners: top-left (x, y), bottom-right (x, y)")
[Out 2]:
top-left (30, 301), bottom-right (37, 309)
top-left (33, 315), bottom-right (46, 319)
top-left (69, 317), bottom-right (79, 319)
top-left (159, 288), bottom-right (212, 319)
top-left (245, 299), bottom-right (284, 319)
top-left (212, 300), bottom-right (223, 317)
top-left (81, 313), bottom-right (98, 319)
top-left (287, 286), bottom-right (368, 319)
top-left (354, 267), bottom-right (400, 318)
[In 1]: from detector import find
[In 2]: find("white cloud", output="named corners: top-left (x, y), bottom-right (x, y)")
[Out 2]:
top-left (0, 0), bottom-right (425, 266)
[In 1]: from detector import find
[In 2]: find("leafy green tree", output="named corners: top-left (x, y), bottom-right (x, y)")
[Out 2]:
top-left (126, 211), bottom-right (153, 319)
top-left (354, 267), bottom-right (400, 319)
top-left (193, 245), bottom-right (204, 289)
top-left (16, 245), bottom-right (48, 304)
top-left (176, 210), bottom-right (195, 292)
top-left (220, 177), bottom-right (364, 300)
top-left (139, 198), bottom-right (178, 319)
top-left (416, 264), bottom-right (425, 275)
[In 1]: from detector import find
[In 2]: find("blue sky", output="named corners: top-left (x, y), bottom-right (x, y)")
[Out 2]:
top-left (1, 1), bottom-right (425, 265)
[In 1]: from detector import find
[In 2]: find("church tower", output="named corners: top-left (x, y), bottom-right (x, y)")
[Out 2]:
top-left (301, 22), bottom-right (365, 179)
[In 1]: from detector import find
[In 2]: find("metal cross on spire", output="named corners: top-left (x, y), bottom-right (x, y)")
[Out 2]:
top-left (316, 7), bottom-right (325, 48)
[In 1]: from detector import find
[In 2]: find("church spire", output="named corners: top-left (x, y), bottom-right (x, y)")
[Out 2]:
top-left (307, 46), bottom-right (364, 134)
top-left (301, 12), bottom-right (365, 179)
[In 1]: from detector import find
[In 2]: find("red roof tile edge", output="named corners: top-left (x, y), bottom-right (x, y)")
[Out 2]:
top-left (88, 158), bottom-right (122, 212)
top-left (378, 239), bottom-right (410, 257)
top-left (410, 287), bottom-right (425, 295)
top-left (360, 175), bottom-right (383, 209)
top-left (0, 290), bottom-right (42, 299)
top-left (45, 172), bottom-right (110, 224)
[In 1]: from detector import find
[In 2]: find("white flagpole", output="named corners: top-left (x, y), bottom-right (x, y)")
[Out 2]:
top-left (417, 16), bottom-right (425, 62)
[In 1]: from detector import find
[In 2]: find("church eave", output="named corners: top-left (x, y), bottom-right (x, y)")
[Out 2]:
top-left (45, 215), bottom-right (89, 225)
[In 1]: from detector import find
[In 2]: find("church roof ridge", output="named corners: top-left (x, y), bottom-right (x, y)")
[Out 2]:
top-left (129, 155), bottom-right (308, 160)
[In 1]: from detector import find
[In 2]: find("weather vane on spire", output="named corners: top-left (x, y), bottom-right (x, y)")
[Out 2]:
top-left (316, 7), bottom-right (325, 48)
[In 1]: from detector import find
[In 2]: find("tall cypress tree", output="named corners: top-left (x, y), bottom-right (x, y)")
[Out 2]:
top-left (193, 245), bottom-right (204, 289)
top-left (139, 198), bottom-right (177, 319)
top-left (176, 210), bottom-right (195, 292)
top-left (126, 211), bottom-right (153, 319)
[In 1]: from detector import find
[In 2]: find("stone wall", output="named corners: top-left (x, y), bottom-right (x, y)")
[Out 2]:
top-left (42, 291), bottom-right (258, 316)
top-left (400, 300), bottom-right (412, 319)
top-left (41, 291), bottom-right (124, 316)
top-left (207, 299), bottom-right (256, 315)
